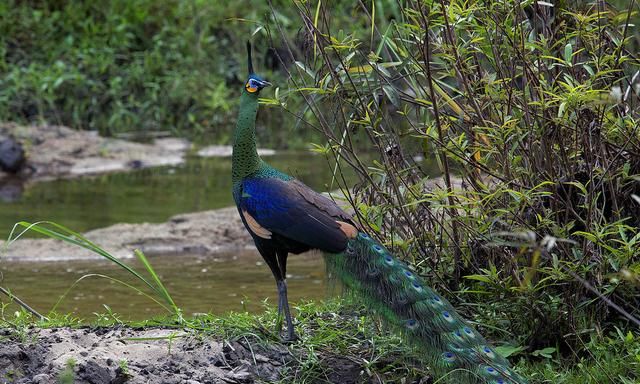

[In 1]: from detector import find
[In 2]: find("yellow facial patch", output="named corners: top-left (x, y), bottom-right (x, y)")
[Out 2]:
top-left (246, 83), bottom-right (258, 93)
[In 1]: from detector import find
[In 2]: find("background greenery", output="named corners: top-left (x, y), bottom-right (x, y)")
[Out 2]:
top-left (0, 0), bottom-right (378, 147)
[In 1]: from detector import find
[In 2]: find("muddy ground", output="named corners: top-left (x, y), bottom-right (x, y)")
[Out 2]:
top-left (0, 124), bottom-right (274, 184)
top-left (1, 207), bottom-right (252, 262)
top-left (0, 326), bottom-right (380, 384)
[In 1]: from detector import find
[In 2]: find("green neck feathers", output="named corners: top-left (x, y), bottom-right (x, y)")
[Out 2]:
top-left (232, 90), bottom-right (261, 183)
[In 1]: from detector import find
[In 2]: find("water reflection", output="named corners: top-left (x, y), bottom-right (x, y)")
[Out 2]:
top-left (0, 152), bottom-right (347, 239)
top-left (0, 176), bottom-right (24, 203)
top-left (1, 251), bottom-right (327, 320)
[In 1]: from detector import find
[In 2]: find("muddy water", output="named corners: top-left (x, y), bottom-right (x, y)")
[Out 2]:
top-left (0, 152), bottom-right (344, 319)
top-left (0, 150), bottom-right (438, 319)
top-left (0, 152), bottom-right (343, 238)
top-left (1, 251), bottom-right (327, 320)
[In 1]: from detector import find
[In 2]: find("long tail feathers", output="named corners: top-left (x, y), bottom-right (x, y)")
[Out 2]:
top-left (326, 232), bottom-right (527, 384)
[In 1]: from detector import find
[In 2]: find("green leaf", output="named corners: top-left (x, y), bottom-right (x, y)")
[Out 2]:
top-left (626, 331), bottom-right (634, 343)
top-left (382, 85), bottom-right (400, 108)
top-left (564, 43), bottom-right (573, 64)
top-left (295, 61), bottom-right (316, 78)
top-left (532, 347), bottom-right (556, 358)
top-left (464, 274), bottom-right (492, 283)
top-left (494, 345), bottom-right (525, 358)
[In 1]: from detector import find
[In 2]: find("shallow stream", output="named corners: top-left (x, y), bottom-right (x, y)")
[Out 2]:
top-left (0, 150), bottom-right (438, 320)
top-left (0, 153), bottom-right (341, 320)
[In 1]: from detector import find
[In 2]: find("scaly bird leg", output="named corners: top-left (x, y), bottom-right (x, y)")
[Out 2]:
top-left (274, 281), bottom-right (284, 333)
top-left (276, 279), bottom-right (297, 342)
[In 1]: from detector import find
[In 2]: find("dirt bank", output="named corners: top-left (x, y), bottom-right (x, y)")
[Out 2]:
top-left (1, 207), bottom-right (252, 262)
top-left (0, 123), bottom-right (275, 183)
top-left (1, 327), bottom-right (290, 383)
top-left (0, 124), bottom-right (189, 182)
top-left (0, 321), bottom-right (426, 384)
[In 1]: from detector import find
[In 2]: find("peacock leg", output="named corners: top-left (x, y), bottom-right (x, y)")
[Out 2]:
top-left (255, 243), bottom-right (285, 335)
top-left (276, 250), bottom-right (297, 341)
top-left (276, 279), bottom-right (297, 341)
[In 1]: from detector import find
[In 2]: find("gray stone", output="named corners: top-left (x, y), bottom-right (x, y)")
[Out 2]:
top-left (0, 137), bottom-right (25, 173)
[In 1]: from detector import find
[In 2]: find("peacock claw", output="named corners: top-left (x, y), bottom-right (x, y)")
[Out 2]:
top-left (281, 332), bottom-right (298, 344)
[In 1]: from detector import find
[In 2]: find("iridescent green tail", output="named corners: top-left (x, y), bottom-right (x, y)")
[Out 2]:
top-left (325, 232), bottom-right (527, 384)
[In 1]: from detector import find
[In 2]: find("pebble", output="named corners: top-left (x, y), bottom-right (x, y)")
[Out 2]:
top-left (31, 374), bottom-right (51, 384)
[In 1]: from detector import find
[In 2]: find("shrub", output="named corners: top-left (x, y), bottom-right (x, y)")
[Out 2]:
top-left (276, 0), bottom-right (640, 366)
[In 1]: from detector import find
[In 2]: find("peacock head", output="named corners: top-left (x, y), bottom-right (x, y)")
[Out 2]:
top-left (245, 41), bottom-right (271, 95)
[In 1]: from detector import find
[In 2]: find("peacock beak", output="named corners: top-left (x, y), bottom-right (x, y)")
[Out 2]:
top-left (257, 80), bottom-right (272, 88)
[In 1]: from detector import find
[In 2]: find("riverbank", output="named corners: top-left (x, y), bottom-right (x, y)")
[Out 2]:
top-left (0, 123), bottom-right (275, 184)
top-left (0, 301), bottom-right (429, 384)
top-left (1, 207), bottom-right (251, 262)
top-left (1, 327), bottom-right (287, 383)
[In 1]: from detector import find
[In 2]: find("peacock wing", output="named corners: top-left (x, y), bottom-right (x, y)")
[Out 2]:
top-left (239, 177), bottom-right (350, 252)
top-left (288, 179), bottom-right (354, 223)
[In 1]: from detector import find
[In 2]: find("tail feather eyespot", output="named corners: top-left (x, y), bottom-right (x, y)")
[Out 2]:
top-left (481, 346), bottom-right (496, 359)
top-left (406, 318), bottom-right (419, 330)
top-left (442, 351), bottom-right (456, 363)
top-left (463, 327), bottom-right (475, 338)
top-left (485, 366), bottom-right (499, 376)
top-left (442, 311), bottom-right (454, 323)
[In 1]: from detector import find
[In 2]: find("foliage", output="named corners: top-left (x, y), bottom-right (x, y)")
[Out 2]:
top-left (271, 0), bottom-right (640, 381)
top-left (0, 0), bottom-right (277, 140)
top-left (0, 0), bottom-right (390, 147)
top-left (57, 358), bottom-right (76, 384)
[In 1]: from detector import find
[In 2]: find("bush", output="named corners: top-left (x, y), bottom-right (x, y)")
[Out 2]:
top-left (277, 0), bottom-right (640, 372)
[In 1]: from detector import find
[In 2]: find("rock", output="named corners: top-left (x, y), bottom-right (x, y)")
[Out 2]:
top-left (0, 123), bottom-right (191, 182)
top-left (1, 207), bottom-right (252, 262)
top-left (0, 137), bottom-right (26, 173)
top-left (31, 373), bottom-right (53, 384)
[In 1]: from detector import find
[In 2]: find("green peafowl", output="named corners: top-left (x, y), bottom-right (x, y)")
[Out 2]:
top-left (232, 42), bottom-right (527, 384)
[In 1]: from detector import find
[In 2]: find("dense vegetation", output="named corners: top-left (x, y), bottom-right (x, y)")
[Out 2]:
top-left (2, 1), bottom-right (640, 382)
top-left (0, 0), bottom-right (372, 146)
top-left (266, 1), bottom-right (639, 382)
top-left (0, 1), bottom-right (272, 141)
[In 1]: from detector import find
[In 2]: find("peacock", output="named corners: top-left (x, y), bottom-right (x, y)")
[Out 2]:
top-left (232, 42), bottom-right (527, 384)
